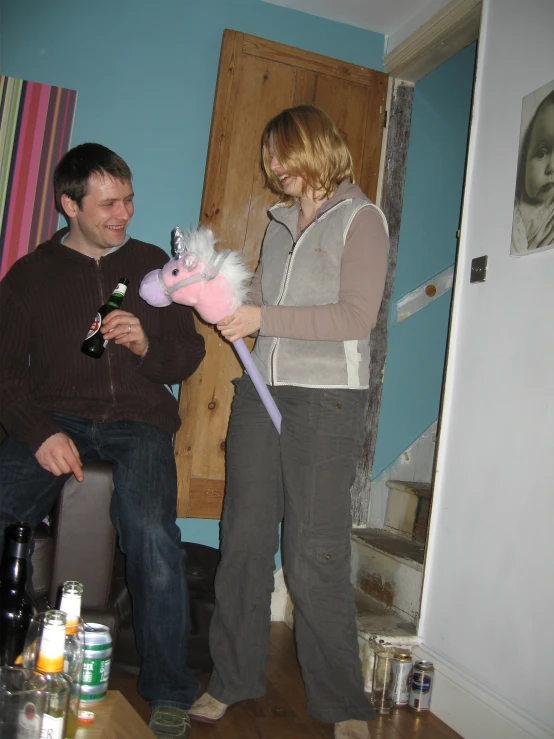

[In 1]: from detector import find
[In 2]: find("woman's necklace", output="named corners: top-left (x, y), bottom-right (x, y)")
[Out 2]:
top-left (298, 201), bottom-right (313, 225)
top-left (297, 203), bottom-right (311, 237)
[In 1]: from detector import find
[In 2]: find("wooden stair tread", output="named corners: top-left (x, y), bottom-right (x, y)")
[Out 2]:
top-left (386, 480), bottom-right (432, 499)
top-left (355, 589), bottom-right (418, 639)
top-left (353, 527), bottom-right (425, 565)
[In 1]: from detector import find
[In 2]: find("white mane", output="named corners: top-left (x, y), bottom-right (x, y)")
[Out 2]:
top-left (179, 227), bottom-right (252, 305)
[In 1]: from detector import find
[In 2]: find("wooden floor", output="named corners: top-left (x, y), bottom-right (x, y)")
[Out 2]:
top-left (109, 622), bottom-right (462, 739)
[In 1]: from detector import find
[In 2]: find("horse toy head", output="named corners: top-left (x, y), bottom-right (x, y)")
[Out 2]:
top-left (140, 225), bottom-right (282, 434)
top-left (139, 226), bottom-right (251, 324)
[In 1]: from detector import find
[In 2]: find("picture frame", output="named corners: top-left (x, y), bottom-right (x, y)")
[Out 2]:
top-left (510, 78), bottom-right (554, 256)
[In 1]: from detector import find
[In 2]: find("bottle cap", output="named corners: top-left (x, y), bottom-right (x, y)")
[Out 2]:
top-left (77, 710), bottom-right (95, 725)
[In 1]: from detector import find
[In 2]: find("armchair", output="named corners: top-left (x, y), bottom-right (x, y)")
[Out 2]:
top-left (30, 461), bottom-right (218, 675)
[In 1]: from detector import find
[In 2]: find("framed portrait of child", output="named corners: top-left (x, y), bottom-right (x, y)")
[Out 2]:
top-left (511, 79), bottom-right (554, 256)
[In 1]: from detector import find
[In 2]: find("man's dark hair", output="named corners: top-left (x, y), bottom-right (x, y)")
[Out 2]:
top-left (53, 142), bottom-right (132, 217)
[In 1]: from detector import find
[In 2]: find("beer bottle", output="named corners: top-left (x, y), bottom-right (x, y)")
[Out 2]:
top-left (81, 278), bottom-right (129, 358)
top-left (36, 610), bottom-right (71, 739)
top-left (59, 581), bottom-right (84, 738)
top-left (59, 581), bottom-right (83, 636)
top-left (0, 522), bottom-right (37, 666)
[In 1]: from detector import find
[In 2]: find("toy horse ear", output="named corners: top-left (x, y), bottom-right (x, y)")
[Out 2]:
top-left (183, 253), bottom-right (198, 270)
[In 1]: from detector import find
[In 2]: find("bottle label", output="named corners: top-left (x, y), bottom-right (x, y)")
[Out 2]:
top-left (64, 618), bottom-right (79, 636)
top-left (17, 701), bottom-right (41, 738)
top-left (60, 593), bottom-right (81, 635)
top-left (85, 313), bottom-right (102, 340)
top-left (37, 624), bottom-right (65, 673)
top-left (113, 282), bottom-right (128, 298)
top-left (40, 712), bottom-right (65, 739)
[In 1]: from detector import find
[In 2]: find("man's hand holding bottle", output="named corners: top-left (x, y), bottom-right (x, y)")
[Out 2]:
top-left (101, 309), bottom-right (149, 357)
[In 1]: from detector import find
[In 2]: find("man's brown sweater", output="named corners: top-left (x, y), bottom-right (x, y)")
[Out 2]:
top-left (0, 229), bottom-right (205, 452)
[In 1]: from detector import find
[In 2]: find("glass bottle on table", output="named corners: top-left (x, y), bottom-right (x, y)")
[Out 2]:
top-left (0, 522), bottom-right (37, 666)
top-left (35, 610), bottom-right (71, 739)
top-left (59, 582), bottom-right (84, 738)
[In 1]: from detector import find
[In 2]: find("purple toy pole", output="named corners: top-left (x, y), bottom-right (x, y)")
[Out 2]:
top-left (233, 338), bottom-right (282, 434)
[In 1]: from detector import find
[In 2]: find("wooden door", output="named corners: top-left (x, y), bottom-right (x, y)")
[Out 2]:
top-left (175, 30), bottom-right (388, 518)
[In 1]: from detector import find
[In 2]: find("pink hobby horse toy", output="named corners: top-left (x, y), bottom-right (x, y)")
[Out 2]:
top-left (139, 226), bottom-right (282, 433)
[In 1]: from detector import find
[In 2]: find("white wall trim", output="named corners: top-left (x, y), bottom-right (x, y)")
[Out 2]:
top-left (414, 644), bottom-right (554, 739)
top-left (384, 0), bottom-right (481, 82)
top-left (374, 76), bottom-right (395, 209)
top-left (396, 265), bottom-right (454, 323)
top-left (387, 0), bottom-right (453, 53)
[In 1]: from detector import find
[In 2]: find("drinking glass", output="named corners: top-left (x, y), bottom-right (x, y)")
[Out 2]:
top-left (371, 646), bottom-right (396, 714)
top-left (0, 665), bottom-right (47, 739)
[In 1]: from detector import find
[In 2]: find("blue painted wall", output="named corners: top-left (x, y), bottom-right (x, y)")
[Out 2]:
top-left (373, 43), bottom-right (476, 477)
top-left (0, 0), bottom-right (384, 547)
top-left (0, 0), bottom-right (476, 535)
top-left (0, 0), bottom-right (384, 251)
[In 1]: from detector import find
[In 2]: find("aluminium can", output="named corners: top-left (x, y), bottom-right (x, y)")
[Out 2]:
top-left (79, 623), bottom-right (112, 706)
top-left (408, 660), bottom-right (434, 711)
top-left (391, 649), bottom-right (413, 706)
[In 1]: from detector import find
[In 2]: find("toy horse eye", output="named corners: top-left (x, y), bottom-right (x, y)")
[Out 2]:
top-left (172, 268), bottom-right (179, 276)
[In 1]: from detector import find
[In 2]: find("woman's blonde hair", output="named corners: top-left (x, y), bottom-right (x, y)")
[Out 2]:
top-left (261, 105), bottom-right (354, 205)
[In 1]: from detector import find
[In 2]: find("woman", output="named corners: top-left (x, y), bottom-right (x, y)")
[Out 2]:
top-left (189, 105), bottom-right (389, 739)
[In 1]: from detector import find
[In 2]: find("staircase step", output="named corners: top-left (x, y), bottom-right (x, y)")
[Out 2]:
top-left (384, 480), bottom-right (432, 541)
top-left (351, 528), bottom-right (424, 624)
top-left (386, 480), bottom-right (432, 499)
top-left (355, 589), bottom-right (420, 691)
top-left (355, 588), bottom-right (418, 640)
top-left (353, 528), bottom-right (425, 567)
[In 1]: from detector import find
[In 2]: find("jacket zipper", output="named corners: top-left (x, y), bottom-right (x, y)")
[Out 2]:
top-left (95, 259), bottom-right (116, 419)
top-left (268, 222), bottom-right (310, 385)
top-left (267, 199), bottom-right (351, 385)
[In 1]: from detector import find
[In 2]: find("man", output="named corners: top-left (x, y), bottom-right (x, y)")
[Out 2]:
top-left (0, 143), bottom-right (205, 739)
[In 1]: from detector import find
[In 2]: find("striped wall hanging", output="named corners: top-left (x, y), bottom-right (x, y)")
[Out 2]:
top-left (0, 76), bottom-right (77, 279)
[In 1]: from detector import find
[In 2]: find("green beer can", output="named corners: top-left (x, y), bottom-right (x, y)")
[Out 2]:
top-left (79, 623), bottom-right (112, 706)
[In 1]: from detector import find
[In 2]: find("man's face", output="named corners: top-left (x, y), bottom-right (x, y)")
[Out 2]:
top-left (525, 103), bottom-right (554, 205)
top-left (65, 173), bottom-right (134, 256)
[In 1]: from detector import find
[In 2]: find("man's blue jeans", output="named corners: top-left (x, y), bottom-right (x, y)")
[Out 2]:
top-left (0, 414), bottom-right (199, 711)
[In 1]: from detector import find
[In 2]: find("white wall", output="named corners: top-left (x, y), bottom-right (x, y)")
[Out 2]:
top-left (418, 1), bottom-right (554, 738)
